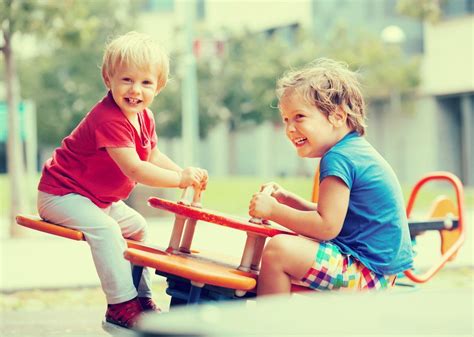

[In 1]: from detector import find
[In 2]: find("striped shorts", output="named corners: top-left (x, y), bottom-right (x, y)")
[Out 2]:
top-left (300, 241), bottom-right (396, 291)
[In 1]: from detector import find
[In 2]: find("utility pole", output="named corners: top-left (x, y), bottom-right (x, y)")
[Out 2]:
top-left (2, 17), bottom-right (26, 237)
top-left (181, 1), bottom-right (199, 166)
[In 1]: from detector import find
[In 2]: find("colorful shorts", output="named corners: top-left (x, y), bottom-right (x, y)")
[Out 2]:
top-left (300, 241), bottom-right (395, 291)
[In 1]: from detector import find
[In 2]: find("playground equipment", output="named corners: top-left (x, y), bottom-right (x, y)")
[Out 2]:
top-left (16, 171), bottom-right (466, 309)
top-left (403, 172), bottom-right (465, 283)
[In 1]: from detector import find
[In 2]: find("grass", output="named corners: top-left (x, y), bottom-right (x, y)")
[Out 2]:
top-left (197, 176), bottom-right (474, 215)
top-left (199, 176), bottom-right (314, 215)
top-left (1, 174), bottom-right (473, 217)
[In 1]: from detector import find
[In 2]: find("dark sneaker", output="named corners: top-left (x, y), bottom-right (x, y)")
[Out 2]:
top-left (105, 297), bottom-right (143, 329)
top-left (138, 297), bottom-right (161, 313)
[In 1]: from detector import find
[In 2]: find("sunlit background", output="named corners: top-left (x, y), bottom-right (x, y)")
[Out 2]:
top-left (1, 0), bottom-right (473, 238)
top-left (0, 1), bottom-right (473, 336)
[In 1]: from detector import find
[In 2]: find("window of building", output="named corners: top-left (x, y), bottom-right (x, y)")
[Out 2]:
top-left (196, 0), bottom-right (206, 21)
top-left (442, 0), bottom-right (474, 18)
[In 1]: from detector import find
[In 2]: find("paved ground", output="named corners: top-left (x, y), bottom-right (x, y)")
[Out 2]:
top-left (1, 267), bottom-right (472, 337)
top-left (1, 308), bottom-right (109, 337)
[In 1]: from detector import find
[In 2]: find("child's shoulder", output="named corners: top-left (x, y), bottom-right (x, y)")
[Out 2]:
top-left (324, 133), bottom-right (364, 158)
top-left (143, 107), bottom-right (155, 120)
top-left (322, 134), bottom-right (383, 173)
top-left (87, 93), bottom-right (124, 123)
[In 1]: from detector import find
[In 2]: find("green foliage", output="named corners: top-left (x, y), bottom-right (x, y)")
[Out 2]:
top-left (16, 0), bottom-right (138, 145)
top-left (192, 25), bottom-right (421, 133)
top-left (1, 0), bottom-right (67, 35)
top-left (9, 1), bottom-right (422, 144)
top-left (151, 75), bottom-right (182, 139)
top-left (195, 32), bottom-right (297, 132)
top-left (321, 25), bottom-right (421, 98)
top-left (397, 0), bottom-right (443, 23)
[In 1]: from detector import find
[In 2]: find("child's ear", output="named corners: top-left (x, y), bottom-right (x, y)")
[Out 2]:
top-left (102, 69), bottom-right (111, 89)
top-left (329, 107), bottom-right (347, 127)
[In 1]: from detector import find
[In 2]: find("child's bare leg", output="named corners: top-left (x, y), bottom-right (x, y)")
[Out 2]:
top-left (257, 235), bottom-right (319, 296)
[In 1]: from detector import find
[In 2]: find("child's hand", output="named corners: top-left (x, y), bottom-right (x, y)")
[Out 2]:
top-left (199, 168), bottom-right (209, 190)
top-left (260, 182), bottom-right (287, 203)
top-left (249, 191), bottom-right (278, 220)
top-left (179, 167), bottom-right (208, 189)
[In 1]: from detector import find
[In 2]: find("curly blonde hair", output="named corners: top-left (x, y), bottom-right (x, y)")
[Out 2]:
top-left (276, 58), bottom-right (367, 135)
top-left (101, 31), bottom-right (169, 91)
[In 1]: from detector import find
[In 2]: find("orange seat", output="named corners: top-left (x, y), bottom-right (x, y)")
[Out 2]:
top-left (15, 214), bottom-right (166, 255)
top-left (16, 215), bottom-right (85, 240)
top-left (124, 248), bottom-right (256, 291)
top-left (16, 214), bottom-right (256, 293)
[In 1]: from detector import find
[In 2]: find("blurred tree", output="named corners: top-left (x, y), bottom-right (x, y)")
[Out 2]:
top-left (151, 74), bottom-right (182, 139)
top-left (69, 22), bottom-right (419, 146)
top-left (196, 32), bottom-right (295, 132)
top-left (193, 25), bottom-right (420, 130)
top-left (19, 1), bottom-right (139, 145)
top-left (321, 25), bottom-right (420, 99)
top-left (1, 0), bottom-right (73, 236)
top-left (1, 0), bottom-right (138, 236)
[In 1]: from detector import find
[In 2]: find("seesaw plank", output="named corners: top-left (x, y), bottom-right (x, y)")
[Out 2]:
top-left (124, 248), bottom-right (257, 291)
top-left (148, 197), bottom-right (295, 237)
top-left (16, 215), bottom-right (167, 255)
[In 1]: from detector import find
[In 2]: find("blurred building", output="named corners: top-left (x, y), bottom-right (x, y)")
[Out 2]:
top-left (137, 0), bottom-right (473, 186)
top-left (366, 1), bottom-right (473, 186)
top-left (420, 3), bottom-right (473, 186)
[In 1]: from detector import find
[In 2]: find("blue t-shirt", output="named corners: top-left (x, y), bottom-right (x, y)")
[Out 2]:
top-left (320, 131), bottom-right (413, 275)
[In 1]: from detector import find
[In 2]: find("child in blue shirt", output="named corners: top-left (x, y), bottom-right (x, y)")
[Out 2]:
top-left (249, 58), bottom-right (413, 295)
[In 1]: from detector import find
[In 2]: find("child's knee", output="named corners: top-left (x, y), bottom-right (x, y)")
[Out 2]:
top-left (87, 221), bottom-right (123, 245)
top-left (129, 214), bottom-right (148, 241)
top-left (262, 235), bottom-right (288, 263)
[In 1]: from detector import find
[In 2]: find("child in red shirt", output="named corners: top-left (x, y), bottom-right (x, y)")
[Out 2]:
top-left (37, 31), bottom-right (208, 329)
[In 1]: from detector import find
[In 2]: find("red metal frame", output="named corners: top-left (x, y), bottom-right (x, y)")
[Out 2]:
top-left (404, 171), bottom-right (466, 283)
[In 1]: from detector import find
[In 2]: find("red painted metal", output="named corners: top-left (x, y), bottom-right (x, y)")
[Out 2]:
top-left (148, 197), bottom-right (295, 238)
top-left (404, 171), bottom-right (466, 283)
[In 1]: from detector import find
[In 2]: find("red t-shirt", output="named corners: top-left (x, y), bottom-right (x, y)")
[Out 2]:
top-left (38, 92), bottom-right (158, 208)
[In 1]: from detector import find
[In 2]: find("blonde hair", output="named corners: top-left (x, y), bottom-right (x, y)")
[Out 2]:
top-left (276, 58), bottom-right (367, 135)
top-left (101, 31), bottom-right (169, 91)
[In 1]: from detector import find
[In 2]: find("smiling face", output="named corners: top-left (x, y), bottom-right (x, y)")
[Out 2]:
top-left (103, 62), bottom-right (159, 118)
top-left (280, 90), bottom-right (347, 158)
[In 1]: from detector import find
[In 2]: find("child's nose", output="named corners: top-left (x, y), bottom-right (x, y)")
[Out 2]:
top-left (130, 82), bottom-right (140, 93)
top-left (286, 122), bottom-right (296, 132)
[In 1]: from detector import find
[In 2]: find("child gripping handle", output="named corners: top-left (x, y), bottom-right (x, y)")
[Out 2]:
top-left (37, 31), bottom-right (208, 329)
top-left (249, 58), bottom-right (413, 296)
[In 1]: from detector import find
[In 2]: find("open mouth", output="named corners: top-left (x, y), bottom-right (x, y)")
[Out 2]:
top-left (125, 97), bottom-right (142, 105)
top-left (293, 137), bottom-right (307, 147)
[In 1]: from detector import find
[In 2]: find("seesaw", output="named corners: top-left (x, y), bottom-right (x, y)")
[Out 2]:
top-left (126, 186), bottom-right (302, 306)
top-left (124, 172), bottom-right (466, 306)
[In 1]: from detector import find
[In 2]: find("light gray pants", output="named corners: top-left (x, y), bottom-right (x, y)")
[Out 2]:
top-left (37, 191), bottom-right (152, 304)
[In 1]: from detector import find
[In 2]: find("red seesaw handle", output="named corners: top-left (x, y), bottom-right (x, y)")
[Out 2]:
top-left (404, 171), bottom-right (466, 283)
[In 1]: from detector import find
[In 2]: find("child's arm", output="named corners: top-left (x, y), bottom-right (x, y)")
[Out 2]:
top-left (107, 147), bottom-right (203, 188)
top-left (261, 182), bottom-right (317, 211)
top-left (149, 147), bottom-right (182, 172)
top-left (149, 147), bottom-right (208, 190)
top-left (249, 176), bottom-right (349, 240)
